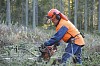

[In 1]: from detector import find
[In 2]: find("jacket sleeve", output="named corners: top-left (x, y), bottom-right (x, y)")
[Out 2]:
top-left (44, 26), bottom-right (68, 46)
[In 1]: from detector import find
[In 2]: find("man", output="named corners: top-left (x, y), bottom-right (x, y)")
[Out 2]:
top-left (43, 9), bottom-right (85, 65)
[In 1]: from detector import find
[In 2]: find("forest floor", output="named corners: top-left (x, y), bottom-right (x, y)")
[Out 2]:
top-left (0, 24), bottom-right (100, 66)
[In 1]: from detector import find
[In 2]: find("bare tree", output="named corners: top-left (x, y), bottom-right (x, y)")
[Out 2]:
top-left (90, 0), bottom-right (94, 32)
top-left (60, 0), bottom-right (63, 12)
top-left (35, 0), bottom-right (38, 26)
top-left (99, 0), bottom-right (100, 32)
top-left (74, 0), bottom-right (78, 27)
top-left (25, 0), bottom-right (28, 27)
top-left (21, 0), bottom-right (25, 25)
top-left (32, 0), bottom-right (36, 29)
top-left (6, 0), bottom-right (11, 25)
top-left (84, 0), bottom-right (87, 32)
top-left (68, 0), bottom-right (71, 18)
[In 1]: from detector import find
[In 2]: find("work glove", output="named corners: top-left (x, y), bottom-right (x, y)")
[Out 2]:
top-left (44, 41), bottom-right (61, 46)
top-left (41, 44), bottom-right (46, 49)
top-left (54, 42), bottom-right (61, 46)
top-left (44, 41), bottom-right (50, 46)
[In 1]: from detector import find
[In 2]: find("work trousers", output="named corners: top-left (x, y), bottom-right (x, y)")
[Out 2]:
top-left (61, 43), bottom-right (82, 64)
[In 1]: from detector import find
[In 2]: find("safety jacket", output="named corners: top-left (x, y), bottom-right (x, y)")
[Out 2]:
top-left (56, 19), bottom-right (85, 46)
top-left (44, 18), bottom-right (85, 46)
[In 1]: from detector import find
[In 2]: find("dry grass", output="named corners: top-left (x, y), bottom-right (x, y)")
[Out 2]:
top-left (0, 24), bottom-right (100, 66)
top-left (0, 24), bottom-right (54, 47)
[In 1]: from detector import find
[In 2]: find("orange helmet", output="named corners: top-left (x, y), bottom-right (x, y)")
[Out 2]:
top-left (47, 9), bottom-right (60, 19)
top-left (47, 9), bottom-right (68, 21)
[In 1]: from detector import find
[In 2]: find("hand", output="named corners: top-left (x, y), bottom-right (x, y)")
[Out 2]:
top-left (41, 44), bottom-right (46, 49)
top-left (53, 46), bottom-right (57, 50)
top-left (54, 42), bottom-right (61, 46)
top-left (39, 44), bottom-right (46, 53)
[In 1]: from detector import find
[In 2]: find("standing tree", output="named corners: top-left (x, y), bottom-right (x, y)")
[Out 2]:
top-left (70, 0), bottom-right (74, 23)
top-left (68, 0), bottom-right (71, 18)
top-left (32, 0), bottom-right (36, 29)
top-left (25, 0), bottom-right (28, 27)
top-left (60, 0), bottom-right (63, 12)
top-left (84, 0), bottom-right (88, 32)
top-left (99, 0), bottom-right (100, 32)
top-left (22, 0), bottom-right (25, 25)
top-left (6, 0), bottom-right (11, 25)
top-left (74, 0), bottom-right (78, 27)
top-left (90, 0), bottom-right (94, 32)
top-left (35, 0), bottom-right (38, 26)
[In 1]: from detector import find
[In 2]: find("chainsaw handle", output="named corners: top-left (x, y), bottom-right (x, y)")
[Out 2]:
top-left (39, 47), bottom-right (42, 52)
top-left (53, 45), bottom-right (57, 50)
top-left (53, 42), bottom-right (60, 50)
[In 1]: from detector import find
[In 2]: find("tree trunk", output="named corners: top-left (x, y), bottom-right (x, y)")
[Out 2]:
top-left (25, 0), bottom-right (28, 27)
top-left (90, 0), bottom-right (94, 32)
top-left (33, 0), bottom-right (36, 29)
top-left (68, 0), bottom-right (71, 19)
top-left (35, 0), bottom-right (38, 26)
top-left (70, 0), bottom-right (74, 23)
top-left (74, 0), bottom-right (78, 27)
top-left (99, 0), bottom-right (100, 32)
top-left (60, 0), bottom-right (63, 13)
top-left (21, 0), bottom-right (25, 25)
top-left (6, 0), bottom-right (11, 25)
top-left (84, 0), bottom-right (87, 32)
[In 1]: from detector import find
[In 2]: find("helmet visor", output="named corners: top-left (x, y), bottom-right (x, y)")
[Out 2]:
top-left (46, 14), bottom-right (55, 19)
top-left (46, 16), bottom-right (52, 19)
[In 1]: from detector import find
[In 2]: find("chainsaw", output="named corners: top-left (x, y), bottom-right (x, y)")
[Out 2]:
top-left (38, 43), bottom-right (58, 61)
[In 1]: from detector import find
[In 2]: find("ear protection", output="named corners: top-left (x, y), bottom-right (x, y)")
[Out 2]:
top-left (53, 12), bottom-right (61, 20)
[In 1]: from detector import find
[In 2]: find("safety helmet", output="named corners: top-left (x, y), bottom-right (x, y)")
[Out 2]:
top-left (47, 9), bottom-right (60, 19)
top-left (47, 9), bottom-right (68, 21)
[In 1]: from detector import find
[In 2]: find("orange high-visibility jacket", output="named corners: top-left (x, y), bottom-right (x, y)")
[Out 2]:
top-left (56, 19), bottom-right (85, 46)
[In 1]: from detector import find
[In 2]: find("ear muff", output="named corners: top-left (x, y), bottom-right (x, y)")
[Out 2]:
top-left (56, 14), bottom-right (60, 20)
top-left (53, 12), bottom-right (61, 20)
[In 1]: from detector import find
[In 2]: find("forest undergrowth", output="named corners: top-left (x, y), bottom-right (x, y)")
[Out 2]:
top-left (0, 24), bottom-right (100, 66)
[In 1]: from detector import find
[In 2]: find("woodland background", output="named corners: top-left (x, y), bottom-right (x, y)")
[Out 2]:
top-left (0, 0), bottom-right (100, 66)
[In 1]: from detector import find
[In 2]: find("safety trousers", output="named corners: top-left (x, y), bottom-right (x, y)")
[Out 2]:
top-left (61, 43), bottom-right (82, 65)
